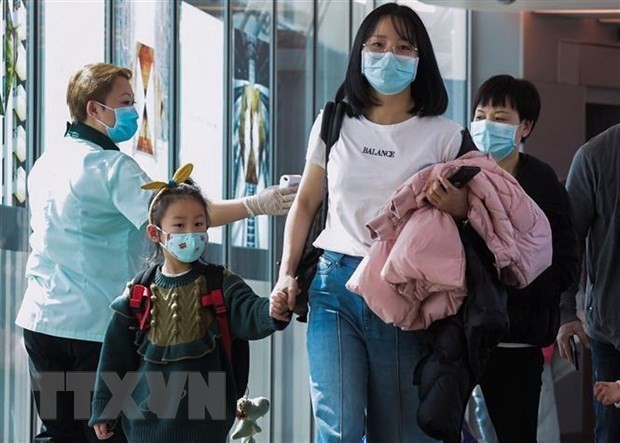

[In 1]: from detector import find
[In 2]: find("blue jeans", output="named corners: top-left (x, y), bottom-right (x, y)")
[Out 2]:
top-left (307, 251), bottom-right (437, 443)
top-left (590, 336), bottom-right (620, 443)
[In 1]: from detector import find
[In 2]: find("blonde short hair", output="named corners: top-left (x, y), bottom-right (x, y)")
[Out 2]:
top-left (66, 63), bottom-right (132, 122)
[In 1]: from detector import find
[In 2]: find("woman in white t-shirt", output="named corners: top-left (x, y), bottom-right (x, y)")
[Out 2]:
top-left (269, 3), bottom-right (472, 442)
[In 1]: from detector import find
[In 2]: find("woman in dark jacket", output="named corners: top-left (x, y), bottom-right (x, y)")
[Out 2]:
top-left (470, 75), bottom-right (580, 443)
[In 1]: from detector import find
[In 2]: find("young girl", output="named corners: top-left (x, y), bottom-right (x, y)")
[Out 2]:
top-left (89, 164), bottom-right (290, 442)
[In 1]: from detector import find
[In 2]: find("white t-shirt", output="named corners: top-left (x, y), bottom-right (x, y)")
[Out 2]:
top-left (16, 137), bottom-right (152, 342)
top-left (306, 111), bottom-right (463, 257)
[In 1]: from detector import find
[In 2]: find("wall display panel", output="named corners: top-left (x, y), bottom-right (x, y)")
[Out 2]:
top-left (1, 0), bottom-right (27, 207)
top-left (114, 0), bottom-right (172, 181)
top-left (179, 1), bottom-right (225, 248)
top-left (41, 1), bottom-right (104, 155)
top-left (231, 2), bottom-right (272, 251)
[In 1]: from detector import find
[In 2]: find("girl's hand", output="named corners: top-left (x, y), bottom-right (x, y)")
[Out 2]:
top-left (425, 175), bottom-right (469, 220)
top-left (93, 423), bottom-right (114, 440)
top-left (269, 290), bottom-right (291, 322)
top-left (269, 275), bottom-right (299, 322)
top-left (594, 381), bottom-right (620, 406)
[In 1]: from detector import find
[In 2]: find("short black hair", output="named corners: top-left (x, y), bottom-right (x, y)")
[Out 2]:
top-left (473, 75), bottom-right (541, 140)
top-left (335, 2), bottom-right (448, 117)
top-left (147, 178), bottom-right (210, 263)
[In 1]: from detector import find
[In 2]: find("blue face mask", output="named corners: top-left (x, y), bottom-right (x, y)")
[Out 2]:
top-left (158, 228), bottom-right (208, 264)
top-left (95, 102), bottom-right (139, 144)
top-left (361, 51), bottom-right (418, 96)
top-left (470, 120), bottom-right (520, 161)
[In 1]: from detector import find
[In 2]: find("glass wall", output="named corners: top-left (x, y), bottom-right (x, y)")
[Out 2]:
top-left (1, 0), bottom-right (31, 440)
top-left (41, 0), bottom-right (105, 154)
top-left (272, 0), bottom-right (316, 439)
top-left (3, 1), bottom-right (469, 441)
top-left (378, 0), bottom-right (468, 124)
top-left (1, 0), bottom-right (27, 207)
top-left (179, 0), bottom-right (226, 258)
top-left (316, 0), bottom-right (350, 109)
top-left (229, 3), bottom-right (274, 440)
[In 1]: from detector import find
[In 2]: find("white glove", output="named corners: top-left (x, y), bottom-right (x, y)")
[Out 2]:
top-left (243, 185), bottom-right (297, 217)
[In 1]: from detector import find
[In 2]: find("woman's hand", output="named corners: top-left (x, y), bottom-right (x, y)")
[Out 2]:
top-left (269, 275), bottom-right (299, 322)
top-left (93, 423), bottom-right (114, 440)
top-left (425, 175), bottom-right (469, 220)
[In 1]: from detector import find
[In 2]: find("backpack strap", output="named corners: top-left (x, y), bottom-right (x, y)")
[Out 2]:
top-left (128, 262), bottom-right (233, 361)
top-left (196, 263), bottom-right (232, 360)
top-left (129, 263), bottom-right (158, 331)
top-left (318, 100), bottom-right (347, 230)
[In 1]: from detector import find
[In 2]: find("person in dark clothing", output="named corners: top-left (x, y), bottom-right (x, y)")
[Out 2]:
top-left (469, 75), bottom-right (580, 443)
top-left (559, 122), bottom-right (620, 443)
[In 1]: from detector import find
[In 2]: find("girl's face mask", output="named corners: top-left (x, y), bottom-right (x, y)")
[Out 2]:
top-left (157, 228), bottom-right (208, 263)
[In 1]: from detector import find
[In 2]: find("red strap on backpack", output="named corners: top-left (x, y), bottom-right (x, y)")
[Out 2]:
top-left (200, 289), bottom-right (232, 360)
top-left (129, 284), bottom-right (152, 331)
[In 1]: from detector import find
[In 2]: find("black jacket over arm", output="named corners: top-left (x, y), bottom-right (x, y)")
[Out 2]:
top-left (507, 153), bottom-right (580, 346)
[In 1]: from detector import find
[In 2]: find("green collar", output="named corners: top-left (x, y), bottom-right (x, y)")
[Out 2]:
top-left (65, 121), bottom-right (119, 151)
top-left (154, 267), bottom-right (202, 289)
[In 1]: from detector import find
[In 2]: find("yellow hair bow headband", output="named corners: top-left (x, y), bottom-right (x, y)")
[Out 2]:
top-left (141, 163), bottom-right (194, 224)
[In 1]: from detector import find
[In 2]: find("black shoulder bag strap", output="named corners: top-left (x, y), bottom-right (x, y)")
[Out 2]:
top-left (294, 101), bottom-right (347, 322)
top-left (457, 128), bottom-right (477, 158)
top-left (319, 100), bottom-right (347, 221)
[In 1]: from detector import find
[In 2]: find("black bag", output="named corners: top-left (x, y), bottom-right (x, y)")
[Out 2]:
top-left (130, 262), bottom-right (250, 400)
top-left (293, 101), bottom-right (347, 322)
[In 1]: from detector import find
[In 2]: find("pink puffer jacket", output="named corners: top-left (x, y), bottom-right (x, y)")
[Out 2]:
top-left (346, 151), bottom-right (552, 330)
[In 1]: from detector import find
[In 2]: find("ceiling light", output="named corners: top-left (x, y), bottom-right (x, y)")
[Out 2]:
top-left (533, 9), bottom-right (620, 14)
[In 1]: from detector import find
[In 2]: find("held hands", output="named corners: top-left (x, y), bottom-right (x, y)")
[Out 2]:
top-left (556, 320), bottom-right (590, 365)
top-left (594, 381), bottom-right (620, 406)
top-left (93, 423), bottom-right (114, 440)
top-left (425, 175), bottom-right (469, 220)
top-left (269, 275), bottom-right (299, 322)
top-left (243, 185), bottom-right (298, 217)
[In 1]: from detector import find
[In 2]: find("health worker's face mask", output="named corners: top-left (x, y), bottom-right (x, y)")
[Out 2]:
top-left (470, 119), bottom-right (520, 161)
top-left (157, 228), bottom-right (208, 263)
top-left (95, 102), bottom-right (139, 144)
top-left (361, 51), bottom-right (418, 96)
